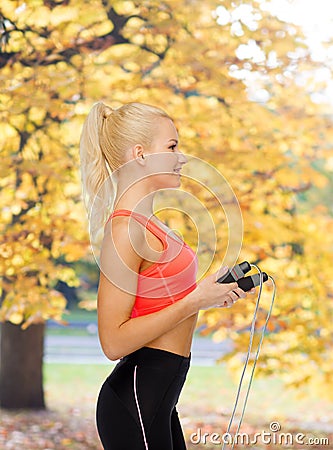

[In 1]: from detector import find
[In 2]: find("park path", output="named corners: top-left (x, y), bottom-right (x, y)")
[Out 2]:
top-left (44, 334), bottom-right (233, 366)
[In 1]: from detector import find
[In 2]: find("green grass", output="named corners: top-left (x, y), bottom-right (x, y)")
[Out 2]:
top-left (63, 309), bottom-right (97, 323)
top-left (180, 366), bottom-right (333, 426)
top-left (44, 363), bottom-right (110, 414)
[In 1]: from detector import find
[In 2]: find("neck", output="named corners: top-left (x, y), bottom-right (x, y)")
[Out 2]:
top-left (113, 178), bottom-right (156, 218)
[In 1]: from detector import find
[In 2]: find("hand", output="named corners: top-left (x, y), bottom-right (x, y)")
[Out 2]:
top-left (191, 266), bottom-right (247, 311)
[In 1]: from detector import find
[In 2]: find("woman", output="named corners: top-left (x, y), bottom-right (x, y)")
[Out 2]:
top-left (79, 102), bottom-right (251, 450)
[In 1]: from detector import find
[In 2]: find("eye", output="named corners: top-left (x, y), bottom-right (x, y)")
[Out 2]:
top-left (169, 144), bottom-right (177, 151)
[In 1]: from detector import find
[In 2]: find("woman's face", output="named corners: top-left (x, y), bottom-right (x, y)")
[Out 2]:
top-left (144, 118), bottom-right (188, 190)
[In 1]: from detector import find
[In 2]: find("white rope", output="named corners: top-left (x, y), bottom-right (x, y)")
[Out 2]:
top-left (221, 265), bottom-right (276, 450)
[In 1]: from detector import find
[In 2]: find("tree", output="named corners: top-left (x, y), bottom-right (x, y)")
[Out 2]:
top-left (0, 0), bottom-right (332, 408)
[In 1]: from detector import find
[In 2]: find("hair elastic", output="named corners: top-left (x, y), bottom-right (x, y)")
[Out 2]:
top-left (102, 105), bottom-right (113, 119)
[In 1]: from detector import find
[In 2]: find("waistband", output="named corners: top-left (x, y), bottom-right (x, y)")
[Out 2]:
top-left (121, 346), bottom-right (191, 372)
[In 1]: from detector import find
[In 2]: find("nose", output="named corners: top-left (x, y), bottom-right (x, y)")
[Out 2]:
top-left (177, 149), bottom-right (188, 165)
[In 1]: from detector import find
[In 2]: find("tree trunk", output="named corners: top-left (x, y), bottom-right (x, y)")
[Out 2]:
top-left (0, 321), bottom-right (45, 409)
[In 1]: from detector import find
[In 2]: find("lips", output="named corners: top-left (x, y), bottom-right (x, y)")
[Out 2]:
top-left (173, 168), bottom-right (182, 173)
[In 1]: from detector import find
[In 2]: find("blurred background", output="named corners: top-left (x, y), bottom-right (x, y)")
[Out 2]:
top-left (0, 0), bottom-right (332, 448)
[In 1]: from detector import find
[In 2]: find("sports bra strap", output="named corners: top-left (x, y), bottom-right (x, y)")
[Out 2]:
top-left (105, 209), bottom-right (168, 243)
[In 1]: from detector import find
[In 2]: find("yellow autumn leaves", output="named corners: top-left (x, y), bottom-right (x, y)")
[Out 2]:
top-left (0, 0), bottom-right (332, 395)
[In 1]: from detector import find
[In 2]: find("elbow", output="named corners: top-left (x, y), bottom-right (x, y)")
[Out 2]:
top-left (105, 352), bottom-right (121, 362)
top-left (100, 341), bottom-right (123, 362)
top-left (102, 346), bottom-right (122, 362)
top-left (99, 320), bottom-right (132, 361)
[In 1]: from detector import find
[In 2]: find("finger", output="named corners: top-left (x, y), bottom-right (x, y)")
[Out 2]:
top-left (224, 292), bottom-right (238, 306)
top-left (214, 266), bottom-right (229, 281)
top-left (230, 291), bottom-right (241, 302)
top-left (219, 282), bottom-right (238, 294)
top-left (226, 289), bottom-right (244, 303)
top-left (217, 297), bottom-right (233, 308)
top-left (222, 299), bottom-right (233, 308)
top-left (218, 282), bottom-right (238, 293)
top-left (224, 300), bottom-right (235, 308)
top-left (233, 287), bottom-right (246, 298)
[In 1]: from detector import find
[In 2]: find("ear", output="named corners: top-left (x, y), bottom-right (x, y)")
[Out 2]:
top-left (131, 144), bottom-right (146, 165)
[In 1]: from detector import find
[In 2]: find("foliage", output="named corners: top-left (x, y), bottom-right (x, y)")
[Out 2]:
top-left (0, 0), bottom-right (332, 394)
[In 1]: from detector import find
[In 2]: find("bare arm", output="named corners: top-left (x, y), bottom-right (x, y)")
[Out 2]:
top-left (97, 217), bottom-right (246, 361)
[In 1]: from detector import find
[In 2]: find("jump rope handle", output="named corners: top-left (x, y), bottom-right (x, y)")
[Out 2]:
top-left (216, 261), bottom-right (268, 291)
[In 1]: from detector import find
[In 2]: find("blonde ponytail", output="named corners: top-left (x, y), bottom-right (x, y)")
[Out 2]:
top-left (79, 102), bottom-right (116, 244)
top-left (79, 101), bottom-right (171, 245)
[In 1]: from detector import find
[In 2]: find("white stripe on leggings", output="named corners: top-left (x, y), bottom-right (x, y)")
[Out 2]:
top-left (133, 364), bottom-right (149, 450)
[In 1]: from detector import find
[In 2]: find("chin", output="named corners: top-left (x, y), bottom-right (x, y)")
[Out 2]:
top-left (168, 174), bottom-right (181, 189)
top-left (152, 173), bottom-right (181, 190)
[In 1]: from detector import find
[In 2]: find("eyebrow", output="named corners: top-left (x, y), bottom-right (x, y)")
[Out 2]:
top-left (168, 139), bottom-right (178, 144)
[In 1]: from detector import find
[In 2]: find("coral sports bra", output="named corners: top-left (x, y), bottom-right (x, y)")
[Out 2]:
top-left (105, 209), bottom-right (198, 318)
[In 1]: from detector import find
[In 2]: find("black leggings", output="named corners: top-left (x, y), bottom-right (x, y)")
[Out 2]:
top-left (96, 346), bottom-right (191, 450)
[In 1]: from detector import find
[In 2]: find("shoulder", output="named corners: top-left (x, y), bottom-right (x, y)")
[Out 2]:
top-left (106, 214), bottom-right (144, 238)
top-left (102, 215), bottom-right (145, 265)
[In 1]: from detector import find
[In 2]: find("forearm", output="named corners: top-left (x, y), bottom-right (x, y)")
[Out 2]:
top-left (99, 289), bottom-right (200, 360)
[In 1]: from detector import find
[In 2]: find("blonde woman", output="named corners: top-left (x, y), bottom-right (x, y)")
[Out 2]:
top-left (79, 102), bottom-right (251, 450)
